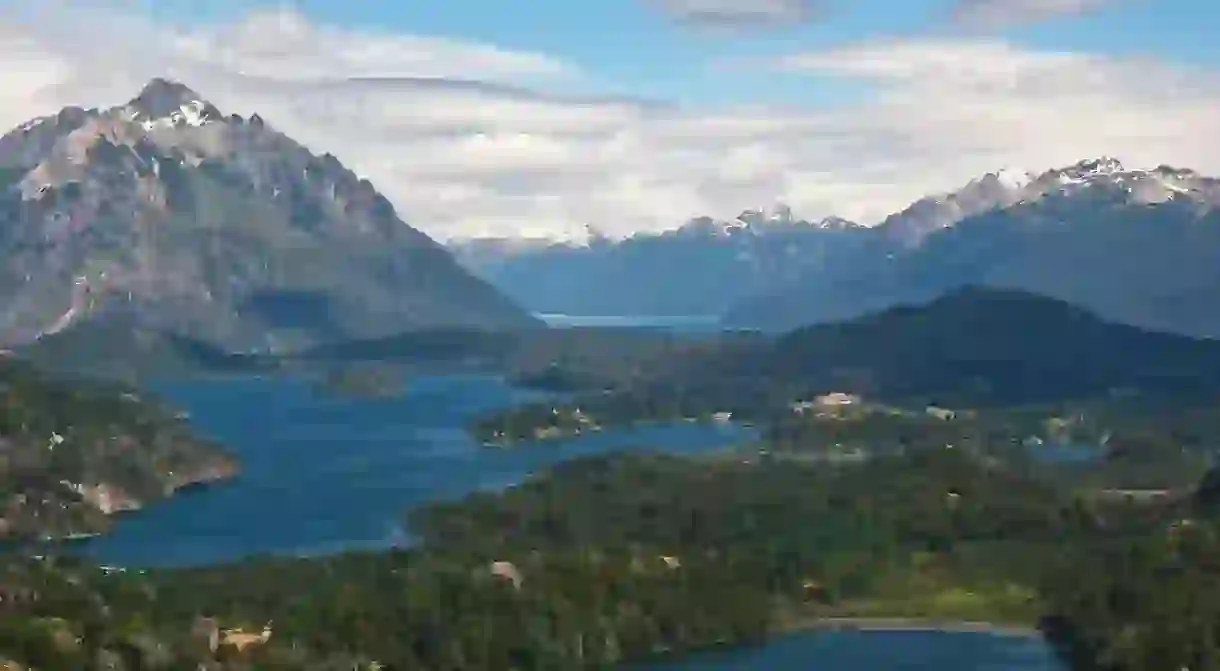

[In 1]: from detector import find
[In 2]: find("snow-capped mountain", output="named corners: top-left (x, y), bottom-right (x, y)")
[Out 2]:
top-left (0, 78), bottom-right (536, 349)
top-left (726, 158), bottom-right (1220, 337)
top-left (670, 205), bottom-right (861, 240)
top-left (879, 157), bottom-right (1220, 246)
top-left (876, 168), bottom-right (1040, 247)
top-left (450, 155), bottom-right (1220, 334)
top-left (119, 79), bottom-right (225, 130)
top-left (447, 205), bottom-right (868, 317)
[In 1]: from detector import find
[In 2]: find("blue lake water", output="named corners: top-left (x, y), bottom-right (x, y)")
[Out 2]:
top-left (1026, 441), bottom-right (1103, 464)
top-left (535, 313), bottom-right (728, 333)
top-left (74, 371), bottom-right (1065, 670)
top-left (77, 373), bottom-right (753, 567)
top-left (640, 629), bottom-right (1064, 670)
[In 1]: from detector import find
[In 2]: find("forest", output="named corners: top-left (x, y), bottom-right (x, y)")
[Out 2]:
top-left (2, 441), bottom-right (1215, 670)
top-left (470, 287), bottom-right (1220, 445)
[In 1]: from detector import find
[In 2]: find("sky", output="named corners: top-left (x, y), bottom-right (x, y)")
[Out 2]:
top-left (2, 0), bottom-right (1220, 240)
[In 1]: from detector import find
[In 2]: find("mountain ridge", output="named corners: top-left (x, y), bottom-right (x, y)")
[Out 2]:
top-left (448, 205), bottom-right (869, 317)
top-left (724, 160), bottom-right (1220, 335)
top-left (875, 156), bottom-right (1220, 246)
top-left (451, 154), bottom-right (1220, 334)
top-left (643, 285), bottom-right (1220, 409)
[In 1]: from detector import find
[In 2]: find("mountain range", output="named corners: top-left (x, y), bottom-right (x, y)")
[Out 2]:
top-left (448, 205), bottom-right (870, 317)
top-left (728, 157), bottom-right (1220, 334)
top-left (0, 78), bottom-right (537, 352)
top-left (454, 157), bottom-right (1220, 338)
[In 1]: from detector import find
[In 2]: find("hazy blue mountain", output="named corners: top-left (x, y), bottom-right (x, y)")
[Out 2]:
top-left (0, 78), bottom-right (538, 352)
top-left (448, 205), bottom-right (869, 317)
top-left (724, 158), bottom-right (1220, 336)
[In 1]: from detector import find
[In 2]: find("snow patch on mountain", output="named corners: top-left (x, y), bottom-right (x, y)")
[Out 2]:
top-left (699, 204), bottom-right (860, 238)
top-left (994, 167), bottom-right (1034, 190)
top-left (16, 116), bottom-right (51, 134)
top-left (126, 99), bottom-right (217, 130)
top-left (881, 156), bottom-right (1220, 245)
top-left (1034, 157), bottom-right (1220, 205)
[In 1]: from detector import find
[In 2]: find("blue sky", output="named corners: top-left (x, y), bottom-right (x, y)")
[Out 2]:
top-left (137, 0), bottom-right (1216, 105)
top-left (7, 0), bottom-right (1220, 239)
top-left (1018, 2), bottom-right (1216, 64)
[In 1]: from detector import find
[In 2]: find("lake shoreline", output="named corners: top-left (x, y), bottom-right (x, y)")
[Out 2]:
top-left (778, 616), bottom-right (1043, 639)
top-left (474, 412), bottom-right (754, 448)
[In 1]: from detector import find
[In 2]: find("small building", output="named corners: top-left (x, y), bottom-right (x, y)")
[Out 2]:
top-left (220, 622), bottom-right (273, 652)
top-left (926, 406), bottom-right (956, 421)
top-left (801, 579), bottom-right (829, 603)
top-left (490, 561), bottom-right (523, 589)
top-left (815, 392), bottom-right (859, 407)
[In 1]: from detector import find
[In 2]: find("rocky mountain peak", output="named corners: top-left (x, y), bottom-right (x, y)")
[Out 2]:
top-left (878, 155), bottom-right (1220, 246)
top-left (816, 216), bottom-right (862, 230)
top-left (1057, 156), bottom-right (1126, 178)
top-left (1028, 156), bottom-right (1220, 206)
top-left (670, 205), bottom-right (859, 238)
top-left (120, 78), bottom-right (223, 130)
top-left (735, 204), bottom-right (797, 228)
top-left (979, 168), bottom-right (1035, 191)
top-left (0, 79), bottom-right (537, 347)
top-left (1037, 156), bottom-right (1135, 189)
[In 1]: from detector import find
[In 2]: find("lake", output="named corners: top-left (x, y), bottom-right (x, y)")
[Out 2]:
top-left (76, 373), bottom-right (753, 567)
top-left (535, 313), bottom-right (729, 333)
top-left (74, 371), bottom-right (1064, 669)
top-left (638, 629), bottom-right (1063, 670)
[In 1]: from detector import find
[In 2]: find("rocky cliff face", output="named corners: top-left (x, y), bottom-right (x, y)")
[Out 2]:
top-left (0, 78), bottom-right (537, 351)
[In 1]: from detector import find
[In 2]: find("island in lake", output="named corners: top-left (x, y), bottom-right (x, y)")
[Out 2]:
top-left (312, 364), bottom-right (407, 399)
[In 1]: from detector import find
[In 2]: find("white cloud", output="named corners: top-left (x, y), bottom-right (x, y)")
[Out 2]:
top-left (643, 0), bottom-right (827, 27)
top-left (3, 6), bottom-right (1220, 241)
top-left (949, 0), bottom-right (1115, 27)
top-left (168, 7), bottom-right (575, 82)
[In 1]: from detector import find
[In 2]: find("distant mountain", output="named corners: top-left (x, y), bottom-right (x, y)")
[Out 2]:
top-left (448, 205), bottom-right (868, 316)
top-left (725, 158), bottom-right (1220, 336)
top-left (876, 167), bottom-right (1040, 248)
top-left (447, 235), bottom-right (560, 273)
top-left (0, 78), bottom-right (537, 351)
top-left (658, 286), bottom-right (1220, 407)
